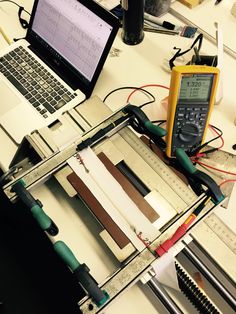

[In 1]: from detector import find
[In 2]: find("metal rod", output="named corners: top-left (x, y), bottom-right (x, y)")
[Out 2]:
top-left (147, 277), bottom-right (184, 314)
top-left (183, 244), bottom-right (236, 310)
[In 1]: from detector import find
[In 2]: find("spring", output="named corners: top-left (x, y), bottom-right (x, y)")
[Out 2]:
top-left (175, 263), bottom-right (220, 314)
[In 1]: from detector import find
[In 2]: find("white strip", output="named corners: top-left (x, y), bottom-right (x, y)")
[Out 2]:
top-left (68, 148), bottom-right (159, 250)
top-left (100, 230), bottom-right (136, 262)
top-left (145, 190), bottom-right (177, 230)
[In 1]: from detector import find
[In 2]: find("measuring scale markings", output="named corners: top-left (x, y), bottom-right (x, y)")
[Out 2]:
top-left (119, 128), bottom-right (197, 206)
top-left (205, 213), bottom-right (236, 255)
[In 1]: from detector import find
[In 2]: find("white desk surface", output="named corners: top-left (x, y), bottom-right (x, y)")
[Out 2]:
top-left (1, 1), bottom-right (236, 171)
top-left (171, 0), bottom-right (236, 54)
top-left (0, 1), bottom-right (235, 313)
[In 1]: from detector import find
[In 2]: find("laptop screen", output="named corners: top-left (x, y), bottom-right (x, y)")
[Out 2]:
top-left (26, 0), bottom-right (119, 97)
top-left (32, 0), bottom-right (113, 81)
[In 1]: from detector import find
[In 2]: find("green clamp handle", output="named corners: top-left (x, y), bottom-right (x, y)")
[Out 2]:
top-left (30, 204), bottom-right (56, 233)
top-left (176, 148), bottom-right (197, 175)
top-left (54, 241), bottom-right (109, 306)
top-left (123, 104), bottom-right (167, 149)
top-left (12, 180), bottom-right (58, 236)
top-left (175, 148), bottom-right (224, 204)
top-left (54, 241), bottom-right (80, 271)
top-left (145, 121), bottom-right (167, 137)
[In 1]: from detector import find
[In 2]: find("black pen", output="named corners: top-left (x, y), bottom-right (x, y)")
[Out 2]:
top-left (215, 0), bottom-right (222, 5)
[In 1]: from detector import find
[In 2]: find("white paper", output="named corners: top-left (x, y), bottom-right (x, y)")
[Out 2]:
top-left (151, 242), bottom-right (184, 290)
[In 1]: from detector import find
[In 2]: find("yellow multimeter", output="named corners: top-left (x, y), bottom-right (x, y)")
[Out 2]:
top-left (165, 65), bottom-right (220, 158)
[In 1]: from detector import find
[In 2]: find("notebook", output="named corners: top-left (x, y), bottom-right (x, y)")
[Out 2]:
top-left (0, 0), bottom-right (119, 144)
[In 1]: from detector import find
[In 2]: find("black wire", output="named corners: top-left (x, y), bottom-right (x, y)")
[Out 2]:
top-left (0, 0), bottom-right (31, 15)
top-left (139, 99), bottom-right (156, 108)
top-left (151, 119), bottom-right (166, 126)
top-left (102, 86), bottom-right (156, 105)
top-left (189, 124), bottom-right (223, 156)
top-left (208, 124), bottom-right (223, 142)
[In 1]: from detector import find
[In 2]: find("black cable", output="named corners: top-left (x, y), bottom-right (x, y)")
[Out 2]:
top-left (0, 0), bottom-right (31, 29)
top-left (151, 119), bottom-right (166, 126)
top-left (102, 86), bottom-right (156, 105)
top-left (205, 124), bottom-right (223, 145)
top-left (0, 0), bottom-right (31, 15)
top-left (190, 124), bottom-right (223, 156)
top-left (138, 99), bottom-right (156, 108)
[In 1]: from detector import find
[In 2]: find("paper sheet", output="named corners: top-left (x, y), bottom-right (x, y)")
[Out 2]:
top-left (151, 242), bottom-right (184, 290)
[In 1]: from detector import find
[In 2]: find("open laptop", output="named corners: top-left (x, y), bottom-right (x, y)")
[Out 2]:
top-left (0, 0), bottom-right (119, 144)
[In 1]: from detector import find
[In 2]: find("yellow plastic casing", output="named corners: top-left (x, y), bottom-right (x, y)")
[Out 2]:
top-left (165, 65), bottom-right (220, 158)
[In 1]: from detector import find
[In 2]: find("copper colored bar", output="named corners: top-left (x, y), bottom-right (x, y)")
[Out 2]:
top-left (97, 152), bottom-right (159, 223)
top-left (67, 172), bottom-right (130, 249)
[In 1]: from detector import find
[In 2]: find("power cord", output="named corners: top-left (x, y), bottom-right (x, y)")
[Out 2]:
top-left (102, 86), bottom-right (156, 105)
top-left (0, 0), bottom-right (31, 29)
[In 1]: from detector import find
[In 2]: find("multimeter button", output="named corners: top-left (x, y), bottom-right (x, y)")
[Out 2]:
top-left (194, 108), bottom-right (200, 111)
top-left (177, 113), bottom-right (184, 117)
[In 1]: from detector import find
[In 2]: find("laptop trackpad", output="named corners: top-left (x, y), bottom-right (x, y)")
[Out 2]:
top-left (0, 80), bottom-right (22, 115)
top-left (0, 79), bottom-right (42, 144)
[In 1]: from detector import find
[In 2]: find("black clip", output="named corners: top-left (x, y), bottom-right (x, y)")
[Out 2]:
top-left (123, 104), bottom-right (167, 150)
top-left (175, 148), bottom-right (224, 204)
top-left (18, 6), bottom-right (29, 29)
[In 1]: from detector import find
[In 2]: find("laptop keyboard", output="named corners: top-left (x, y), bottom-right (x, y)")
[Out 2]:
top-left (0, 46), bottom-right (76, 118)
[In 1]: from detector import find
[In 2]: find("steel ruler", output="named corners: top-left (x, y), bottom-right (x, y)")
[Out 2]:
top-left (204, 213), bottom-right (236, 255)
top-left (119, 127), bottom-right (197, 206)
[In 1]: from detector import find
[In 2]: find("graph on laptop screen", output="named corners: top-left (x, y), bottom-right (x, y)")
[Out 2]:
top-left (32, 0), bottom-right (113, 81)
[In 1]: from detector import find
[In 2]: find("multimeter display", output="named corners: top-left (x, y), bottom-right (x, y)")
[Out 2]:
top-left (179, 74), bottom-right (214, 102)
top-left (166, 65), bottom-right (219, 158)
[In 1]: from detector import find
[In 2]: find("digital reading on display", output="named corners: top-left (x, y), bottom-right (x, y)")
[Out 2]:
top-left (179, 73), bottom-right (214, 102)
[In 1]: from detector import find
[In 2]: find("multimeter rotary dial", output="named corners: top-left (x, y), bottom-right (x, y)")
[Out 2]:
top-left (178, 123), bottom-right (200, 143)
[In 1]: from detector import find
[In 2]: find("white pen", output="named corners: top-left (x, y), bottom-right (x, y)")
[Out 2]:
top-left (144, 12), bottom-right (176, 30)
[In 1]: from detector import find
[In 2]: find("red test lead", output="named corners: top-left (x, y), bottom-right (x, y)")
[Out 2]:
top-left (155, 196), bottom-right (211, 257)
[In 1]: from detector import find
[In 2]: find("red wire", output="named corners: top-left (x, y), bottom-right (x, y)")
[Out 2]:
top-left (219, 179), bottom-right (236, 187)
top-left (209, 124), bottom-right (224, 149)
top-left (195, 124), bottom-right (224, 159)
top-left (126, 84), bottom-right (169, 103)
top-left (191, 159), bottom-right (236, 176)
